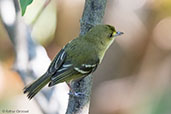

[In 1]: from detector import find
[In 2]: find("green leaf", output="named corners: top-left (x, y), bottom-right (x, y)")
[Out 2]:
top-left (19, 0), bottom-right (33, 16)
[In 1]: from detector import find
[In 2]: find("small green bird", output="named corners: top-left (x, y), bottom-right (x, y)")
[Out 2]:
top-left (24, 24), bottom-right (123, 99)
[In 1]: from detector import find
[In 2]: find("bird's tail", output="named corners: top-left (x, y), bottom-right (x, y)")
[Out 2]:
top-left (23, 73), bottom-right (50, 99)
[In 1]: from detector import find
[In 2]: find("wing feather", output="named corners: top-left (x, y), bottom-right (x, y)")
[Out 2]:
top-left (74, 58), bottom-right (100, 74)
top-left (47, 49), bottom-right (67, 75)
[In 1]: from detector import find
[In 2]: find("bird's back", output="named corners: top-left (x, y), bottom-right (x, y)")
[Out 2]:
top-left (64, 37), bottom-right (99, 67)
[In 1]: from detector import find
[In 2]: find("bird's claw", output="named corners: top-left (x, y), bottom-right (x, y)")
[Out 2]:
top-left (68, 91), bottom-right (86, 97)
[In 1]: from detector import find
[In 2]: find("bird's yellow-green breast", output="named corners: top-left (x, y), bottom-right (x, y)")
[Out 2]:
top-left (64, 24), bottom-right (119, 63)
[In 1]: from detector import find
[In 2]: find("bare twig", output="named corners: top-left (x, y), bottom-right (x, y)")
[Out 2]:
top-left (66, 0), bottom-right (107, 114)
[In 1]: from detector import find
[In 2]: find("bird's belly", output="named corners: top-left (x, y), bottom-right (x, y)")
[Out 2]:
top-left (99, 51), bottom-right (106, 63)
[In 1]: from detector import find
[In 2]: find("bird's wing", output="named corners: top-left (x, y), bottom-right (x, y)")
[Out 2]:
top-left (48, 61), bottom-right (74, 87)
top-left (47, 49), bottom-right (67, 75)
top-left (48, 58), bottom-right (100, 87)
top-left (73, 59), bottom-right (100, 75)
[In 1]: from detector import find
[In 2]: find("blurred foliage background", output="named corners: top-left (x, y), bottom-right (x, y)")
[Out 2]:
top-left (0, 0), bottom-right (171, 114)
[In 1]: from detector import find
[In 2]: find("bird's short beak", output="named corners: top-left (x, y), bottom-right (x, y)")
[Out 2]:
top-left (114, 31), bottom-right (124, 37)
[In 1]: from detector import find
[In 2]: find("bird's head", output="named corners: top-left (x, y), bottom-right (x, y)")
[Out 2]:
top-left (85, 24), bottom-right (123, 49)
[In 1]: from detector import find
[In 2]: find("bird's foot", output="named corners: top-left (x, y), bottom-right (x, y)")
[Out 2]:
top-left (68, 91), bottom-right (86, 98)
top-left (66, 82), bottom-right (88, 97)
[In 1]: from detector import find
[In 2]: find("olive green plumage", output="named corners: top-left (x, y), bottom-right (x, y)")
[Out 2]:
top-left (23, 24), bottom-right (123, 99)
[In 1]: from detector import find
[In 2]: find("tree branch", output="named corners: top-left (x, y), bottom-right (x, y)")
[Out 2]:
top-left (66, 0), bottom-right (107, 114)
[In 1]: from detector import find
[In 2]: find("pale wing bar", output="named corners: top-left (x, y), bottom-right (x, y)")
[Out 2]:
top-left (47, 49), bottom-right (67, 75)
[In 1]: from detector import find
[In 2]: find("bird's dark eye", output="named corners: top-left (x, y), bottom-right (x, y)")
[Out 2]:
top-left (108, 33), bottom-right (113, 38)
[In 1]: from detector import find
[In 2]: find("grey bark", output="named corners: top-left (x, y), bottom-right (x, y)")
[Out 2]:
top-left (66, 0), bottom-right (107, 114)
